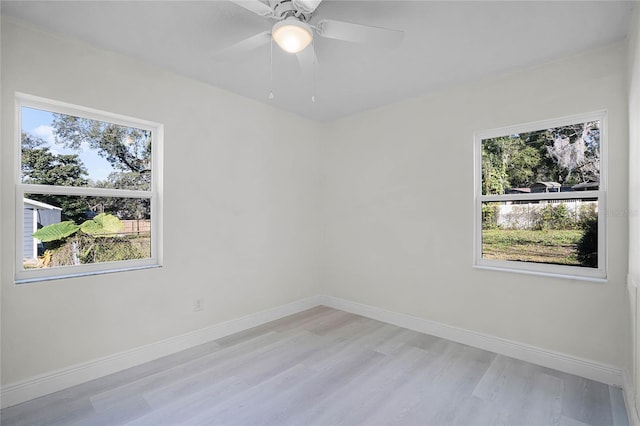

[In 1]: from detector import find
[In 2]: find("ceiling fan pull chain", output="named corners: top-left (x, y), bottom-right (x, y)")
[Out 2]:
top-left (268, 38), bottom-right (275, 100)
top-left (311, 39), bottom-right (316, 103)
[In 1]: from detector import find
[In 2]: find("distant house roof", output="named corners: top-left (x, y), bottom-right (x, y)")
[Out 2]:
top-left (572, 181), bottom-right (600, 191)
top-left (531, 181), bottom-right (561, 188)
top-left (23, 198), bottom-right (61, 210)
top-left (529, 181), bottom-right (562, 193)
top-left (505, 188), bottom-right (531, 194)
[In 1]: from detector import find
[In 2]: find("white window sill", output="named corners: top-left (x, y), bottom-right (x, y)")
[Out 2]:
top-left (473, 264), bottom-right (607, 283)
top-left (15, 264), bottom-right (162, 284)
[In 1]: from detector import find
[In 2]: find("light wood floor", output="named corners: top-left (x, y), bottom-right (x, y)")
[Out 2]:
top-left (1, 306), bottom-right (629, 426)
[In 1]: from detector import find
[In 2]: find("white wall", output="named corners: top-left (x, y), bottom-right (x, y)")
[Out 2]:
top-left (1, 14), bottom-right (633, 395)
top-left (0, 19), bottom-right (321, 385)
top-left (627, 1), bottom-right (640, 415)
top-left (321, 43), bottom-right (630, 370)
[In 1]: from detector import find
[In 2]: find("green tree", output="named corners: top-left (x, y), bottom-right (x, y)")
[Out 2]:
top-left (481, 136), bottom-right (541, 194)
top-left (51, 113), bottom-right (151, 219)
top-left (505, 144), bottom-right (541, 188)
top-left (94, 172), bottom-right (151, 220)
top-left (21, 132), bottom-right (90, 222)
top-left (51, 113), bottom-right (151, 184)
top-left (481, 147), bottom-right (507, 195)
top-left (544, 122), bottom-right (600, 185)
top-left (482, 122), bottom-right (600, 194)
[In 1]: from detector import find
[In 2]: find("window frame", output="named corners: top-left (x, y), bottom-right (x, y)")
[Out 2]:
top-left (14, 93), bottom-right (164, 283)
top-left (473, 111), bottom-right (607, 282)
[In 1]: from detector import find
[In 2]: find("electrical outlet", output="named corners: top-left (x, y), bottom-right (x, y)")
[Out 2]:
top-left (194, 298), bottom-right (204, 312)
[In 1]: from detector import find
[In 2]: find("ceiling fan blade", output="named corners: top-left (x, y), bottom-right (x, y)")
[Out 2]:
top-left (292, 0), bottom-right (323, 14)
top-left (296, 43), bottom-right (318, 75)
top-left (229, 0), bottom-right (273, 17)
top-left (215, 31), bottom-right (271, 58)
top-left (315, 19), bottom-right (404, 48)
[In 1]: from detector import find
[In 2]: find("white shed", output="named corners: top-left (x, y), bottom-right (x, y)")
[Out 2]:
top-left (23, 198), bottom-right (62, 261)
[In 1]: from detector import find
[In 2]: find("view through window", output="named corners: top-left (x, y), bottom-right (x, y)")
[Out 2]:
top-left (17, 95), bottom-right (161, 282)
top-left (475, 113), bottom-right (605, 279)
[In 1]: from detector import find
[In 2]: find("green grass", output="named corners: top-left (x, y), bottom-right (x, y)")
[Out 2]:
top-left (482, 229), bottom-right (583, 266)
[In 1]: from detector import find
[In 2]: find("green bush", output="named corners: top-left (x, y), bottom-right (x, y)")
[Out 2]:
top-left (482, 203), bottom-right (500, 230)
top-left (34, 213), bottom-right (151, 267)
top-left (49, 234), bottom-right (150, 266)
top-left (534, 203), bottom-right (572, 230)
top-left (578, 203), bottom-right (598, 228)
top-left (577, 218), bottom-right (598, 268)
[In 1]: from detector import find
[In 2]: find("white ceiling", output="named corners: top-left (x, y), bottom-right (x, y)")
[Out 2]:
top-left (1, 0), bottom-right (636, 122)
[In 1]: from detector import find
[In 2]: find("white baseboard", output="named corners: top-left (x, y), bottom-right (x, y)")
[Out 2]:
top-left (0, 295), bottom-right (323, 409)
top-left (319, 295), bottom-right (625, 387)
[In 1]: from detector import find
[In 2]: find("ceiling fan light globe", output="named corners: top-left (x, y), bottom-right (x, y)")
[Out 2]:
top-left (272, 19), bottom-right (313, 54)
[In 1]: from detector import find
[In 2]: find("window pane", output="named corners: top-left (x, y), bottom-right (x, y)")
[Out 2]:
top-left (23, 194), bottom-right (151, 269)
top-left (481, 121), bottom-right (600, 195)
top-left (481, 199), bottom-right (598, 268)
top-left (21, 107), bottom-right (151, 190)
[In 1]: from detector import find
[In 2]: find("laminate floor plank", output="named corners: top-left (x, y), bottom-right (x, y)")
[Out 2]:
top-left (471, 356), bottom-right (562, 426)
top-left (211, 348), bottom-right (386, 426)
top-left (558, 415), bottom-right (593, 426)
top-left (508, 371), bottom-right (564, 426)
top-left (405, 332), bottom-right (443, 351)
top-left (294, 346), bottom-right (437, 426)
top-left (180, 363), bottom-right (314, 425)
top-left (300, 322), bottom-right (397, 373)
top-left (313, 315), bottom-right (380, 343)
top-left (91, 328), bottom-right (315, 413)
top-left (302, 309), bottom-right (361, 335)
top-left (0, 307), bottom-right (628, 426)
top-left (124, 375), bottom-right (249, 426)
top-left (365, 341), bottom-right (496, 426)
top-left (136, 331), bottom-right (315, 410)
top-left (259, 349), bottom-right (387, 426)
top-left (558, 372), bottom-right (616, 425)
top-left (213, 306), bottom-right (333, 347)
top-left (448, 394), bottom-right (500, 426)
top-left (66, 397), bottom-right (151, 426)
top-left (232, 331), bottom-right (336, 386)
top-left (3, 396), bottom-right (96, 426)
top-left (0, 340), bottom-right (223, 426)
top-left (90, 331), bottom-right (283, 412)
top-left (472, 355), bottom-right (541, 402)
top-left (374, 327), bottom-right (424, 355)
top-left (407, 347), bottom-right (500, 426)
top-left (266, 306), bottom-right (340, 334)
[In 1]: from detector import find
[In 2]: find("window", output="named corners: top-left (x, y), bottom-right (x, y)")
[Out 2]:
top-left (474, 112), bottom-right (606, 281)
top-left (16, 93), bottom-right (163, 283)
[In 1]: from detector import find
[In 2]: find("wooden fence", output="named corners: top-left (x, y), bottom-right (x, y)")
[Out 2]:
top-left (121, 219), bottom-right (151, 234)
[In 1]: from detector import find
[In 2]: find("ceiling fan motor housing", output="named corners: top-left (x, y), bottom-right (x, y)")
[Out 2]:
top-left (270, 0), bottom-right (310, 21)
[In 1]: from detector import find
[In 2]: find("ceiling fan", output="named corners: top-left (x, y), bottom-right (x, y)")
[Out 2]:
top-left (221, 0), bottom-right (404, 73)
